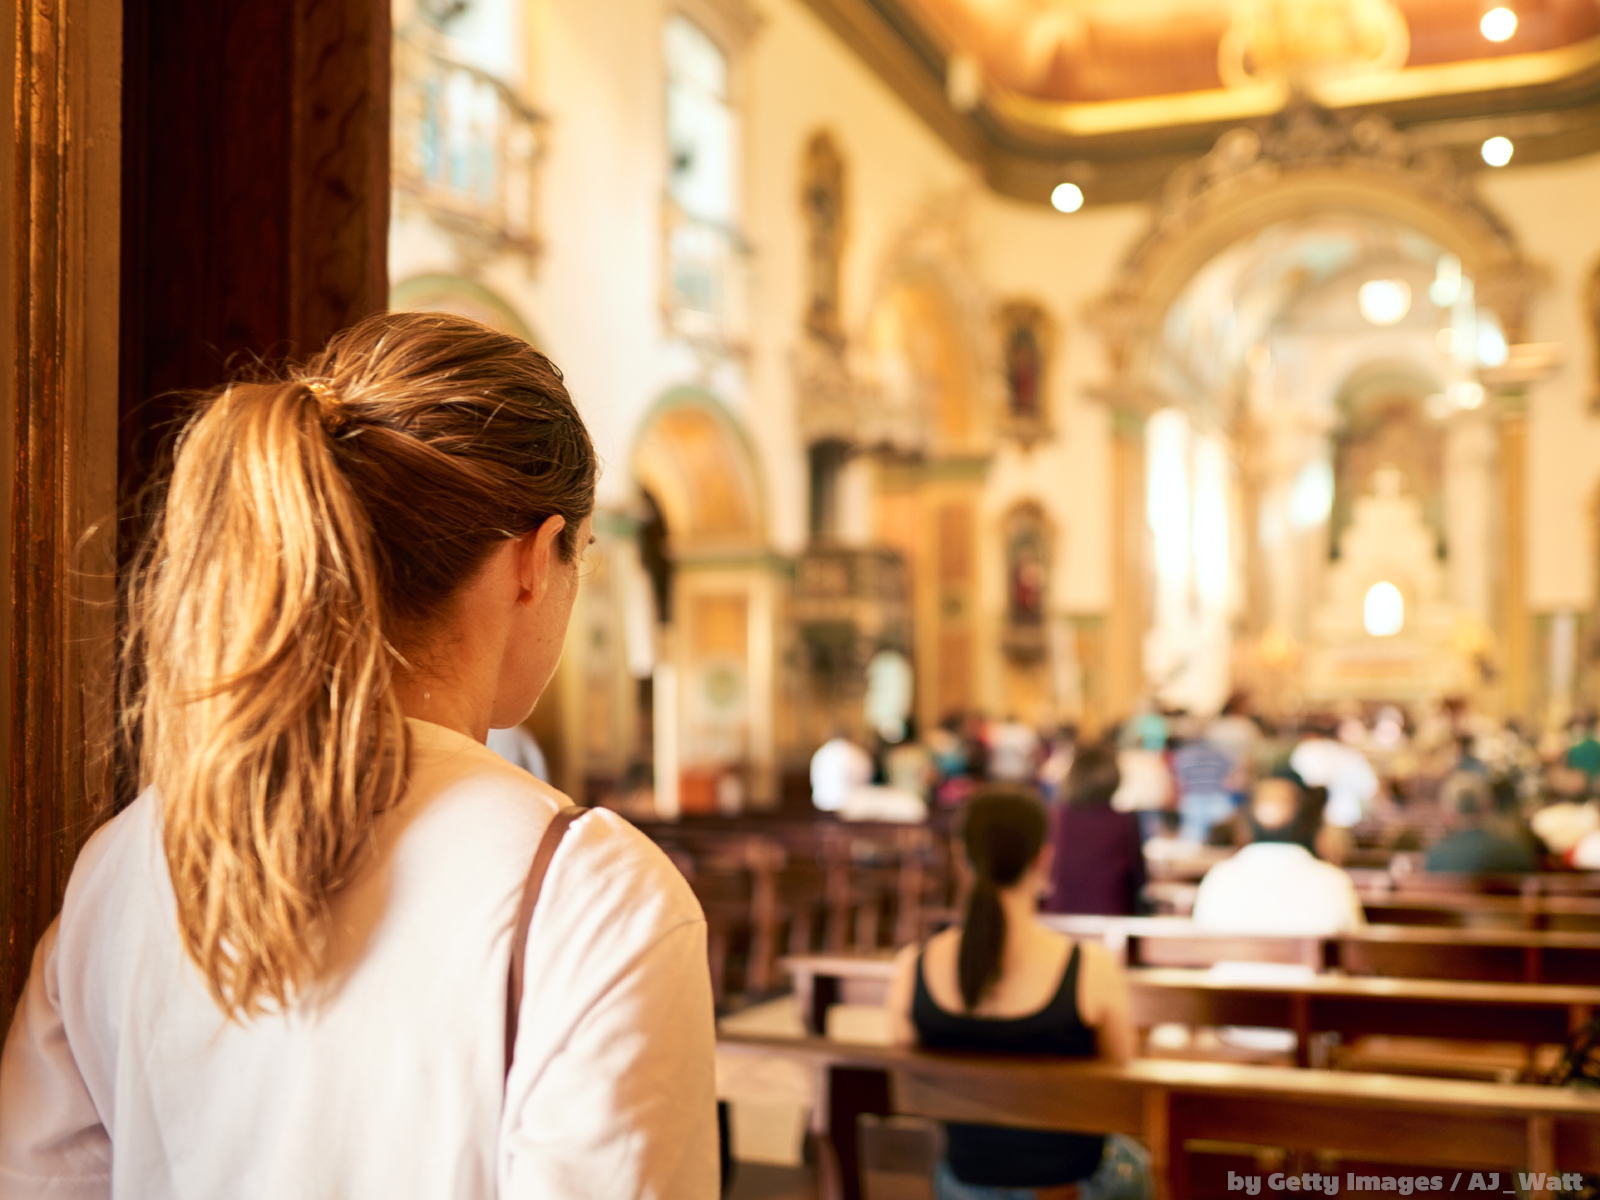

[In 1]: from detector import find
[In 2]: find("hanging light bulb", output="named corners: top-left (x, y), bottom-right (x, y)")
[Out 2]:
top-left (1482, 136), bottom-right (1514, 167)
top-left (1480, 7), bottom-right (1518, 42)
top-left (1051, 182), bottom-right (1084, 213)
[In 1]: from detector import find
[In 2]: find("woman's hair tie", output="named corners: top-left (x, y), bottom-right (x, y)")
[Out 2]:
top-left (306, 379), bottom-right (349, 431)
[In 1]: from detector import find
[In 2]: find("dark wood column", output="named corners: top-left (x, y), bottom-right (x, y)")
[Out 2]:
top-left (3, 0), bottom-right (389, 1034)
top-left (3, 0), bottom-right (123, 1038)
top-left (119, 0), bottom-right (391, 522)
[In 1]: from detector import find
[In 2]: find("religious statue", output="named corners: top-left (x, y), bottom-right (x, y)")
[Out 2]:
top-left (1005, 504), bottom-right (1049, 623)
top-left (802, 132), bottom-right (846, 349)
top-left (997, 300), bottom-right (1053, 440)
top-left (1006, 321), bottom-right (1041, 420)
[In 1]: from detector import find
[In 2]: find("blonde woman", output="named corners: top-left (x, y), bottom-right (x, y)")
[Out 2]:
top-left (0, 313), bottom-right (717, 1198)
top-left (886, 788), bottom-right (1150, 1200)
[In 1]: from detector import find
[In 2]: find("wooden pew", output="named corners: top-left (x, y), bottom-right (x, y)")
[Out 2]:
top-left (1042, 916), bottom-right (1600, 983)
top-left (635, 815), bottom-right (955, 974)
top-left (780, 952), bottom-right (1600, 1059)
top-left (1379, 872), bottom-right (1600, 899)
top-left (1128, 969), bottom-right (1599, 1069)
top-left (783, 951), bottom-right (897, 1035)
top-left (1337, 926), bottom-right (1600, 984)
top-left (1357, 892), bottom-right (1600, 932)
top-left (718, 1033), bottom-right (1600, 1200)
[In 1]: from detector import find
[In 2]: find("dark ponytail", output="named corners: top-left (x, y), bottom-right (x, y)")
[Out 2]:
top-left (957, 787), bottom-right (1048, 1011)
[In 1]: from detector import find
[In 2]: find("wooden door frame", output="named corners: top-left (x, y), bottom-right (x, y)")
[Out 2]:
top-left (3, 0), bottom-right (123, 1032)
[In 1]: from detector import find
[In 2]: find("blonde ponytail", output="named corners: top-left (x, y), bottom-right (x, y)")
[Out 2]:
top-left (125, 311), bottom-right (596, 1019)
top-left (125, 381), bottom-right (407, 1017)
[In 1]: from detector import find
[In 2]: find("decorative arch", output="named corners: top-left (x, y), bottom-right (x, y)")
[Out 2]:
top-left (631, 388), bottom-right (765, 551)
top-left (1087, 104), bottom-right (1547, 717)
top-left (854, 192), bottom-right (999, 455)
top-left (389, 273), bottom-right (538, 344)
top-left (1090, 104), bottom-right (1545, 387)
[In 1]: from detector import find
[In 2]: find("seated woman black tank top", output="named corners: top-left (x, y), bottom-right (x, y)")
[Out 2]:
top-left (911, 941), bottom-right (1105, 1188)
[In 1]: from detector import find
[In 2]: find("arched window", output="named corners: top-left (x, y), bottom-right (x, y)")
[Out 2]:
top-left (663, 15), bottom-right (746, 343)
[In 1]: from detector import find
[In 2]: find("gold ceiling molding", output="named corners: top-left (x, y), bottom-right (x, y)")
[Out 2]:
top-left (989, 32), bottom-right (1600, 138)
top-left (801, 0), bottom-right (1600, 205)
top-left (1087, 104), bottom-right (1546, 392)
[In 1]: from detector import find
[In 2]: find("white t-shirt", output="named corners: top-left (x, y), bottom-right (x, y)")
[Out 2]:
top-left (986, 722), bottom-right (1039, 783)
top-left (0, 719), bottom-right (718, 1200)
top-left (810, 737), bottom-right (873, 812)
top-left (1289, 738), bottom-right (1379, 828)
top-left (485, 723), bottom-right (550, 782)
top-left (1191, 842), bottom-right (1367, 935)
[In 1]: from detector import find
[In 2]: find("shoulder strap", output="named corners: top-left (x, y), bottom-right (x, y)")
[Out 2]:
top-left (505, 805), bottom-right (588, 1084)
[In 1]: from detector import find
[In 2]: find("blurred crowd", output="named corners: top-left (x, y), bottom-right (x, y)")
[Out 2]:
top-left (810, 693), bottom-right (1600, 926)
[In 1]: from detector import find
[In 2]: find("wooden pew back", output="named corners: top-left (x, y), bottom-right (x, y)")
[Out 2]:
top-left (718, 1033), bottom-right (1600, 1200)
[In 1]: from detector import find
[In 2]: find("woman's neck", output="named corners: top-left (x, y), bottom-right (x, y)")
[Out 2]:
top-left (998, 881), bottom-right (1040, 930)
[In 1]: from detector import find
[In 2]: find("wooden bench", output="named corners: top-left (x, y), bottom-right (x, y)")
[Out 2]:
top-left (636, 815), bottom-right (956, 990)
top-left (1040, 916), bottom-right (1600, 983)
top-left (1357, 893), bottom-right (1600, 932)
top-left (1128, 969), bottom-right (1599, 1068)
top-left (718, 1033), bottom-right (1600, 1200)
top-left (1376, 872), bottom-right (1600, 899)
top-left (780, 953), bottom-right (1600, 1062)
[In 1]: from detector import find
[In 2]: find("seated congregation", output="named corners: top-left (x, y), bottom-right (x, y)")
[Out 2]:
top-left (686, 705), bottom-right (1600, 1200)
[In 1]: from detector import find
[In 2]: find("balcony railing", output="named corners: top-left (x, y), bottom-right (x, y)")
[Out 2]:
top-left (663, 203), bottom-right (750, 349)
top-left (393, 33), bottom-right (546, 259)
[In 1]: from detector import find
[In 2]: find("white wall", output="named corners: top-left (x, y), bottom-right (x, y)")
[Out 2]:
top-left (530, 0), bottom-right (671, 506)
top-left (971, 193), bottom-right (1150, 613)
top-left (1480, 152), bottom-right (1600, 613)
top-left (743, 0), bottom-right (975, 552)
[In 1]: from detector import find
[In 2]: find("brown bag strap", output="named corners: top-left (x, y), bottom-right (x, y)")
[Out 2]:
top-left (505, 805), bottom-right (588, 1084)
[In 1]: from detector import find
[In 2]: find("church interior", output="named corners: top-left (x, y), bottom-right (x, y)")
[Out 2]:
top-left (14, 0), bottom-right (1600, 1195)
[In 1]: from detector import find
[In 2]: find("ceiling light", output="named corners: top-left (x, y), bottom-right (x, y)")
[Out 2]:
top-left (1482, 136), bottom-right (1514, 167)
top-left (1051, 182), bottom-right (1084, 213)
top-left (1429, 253), bottom-right (1462, 307)
top-left (1358, 279), bottom-right (1411, 326)
top-left (1480, 7), bottom-right (1517, 42)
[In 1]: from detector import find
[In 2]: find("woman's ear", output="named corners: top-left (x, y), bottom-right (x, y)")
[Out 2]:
top-left (515, 515), bottom-right (568, 606)
top-left (1034, 842), bottom-right (1056, 894)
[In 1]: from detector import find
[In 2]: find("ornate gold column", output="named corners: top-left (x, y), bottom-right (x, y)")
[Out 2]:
top-left (1106, 407), bottom-right (1148, 721)
top-left (1498, 393), bottom-right (1530, 717)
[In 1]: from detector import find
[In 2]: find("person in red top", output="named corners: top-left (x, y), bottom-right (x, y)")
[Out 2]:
top-left (1043, 744), bottom-right (1146, 916)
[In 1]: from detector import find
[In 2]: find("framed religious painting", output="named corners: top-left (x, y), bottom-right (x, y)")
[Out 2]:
top-left (996, 299), bottom-right (1054, 445)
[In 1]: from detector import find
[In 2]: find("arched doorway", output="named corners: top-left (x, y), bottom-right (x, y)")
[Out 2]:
top-left (628, 391), bottom-right (774, 816)
top-left (389, 273), bottom-right (538, 341)
top-left (1091, 105), bottom-right (1544, 719)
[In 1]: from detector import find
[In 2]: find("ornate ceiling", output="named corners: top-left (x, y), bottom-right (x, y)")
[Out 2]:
top-left (800, 0), bottom-right (1600, 203)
